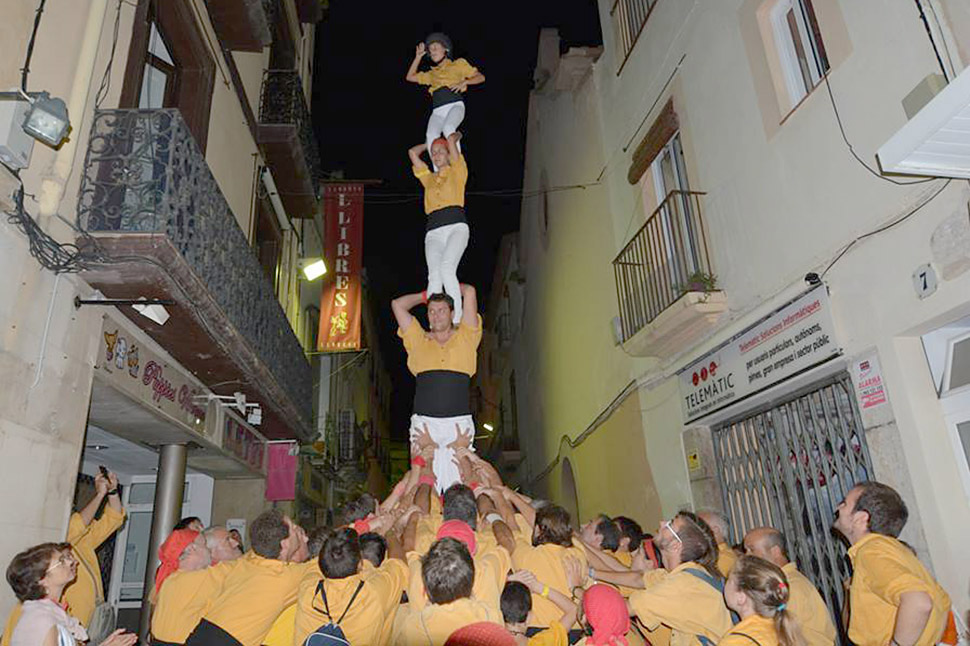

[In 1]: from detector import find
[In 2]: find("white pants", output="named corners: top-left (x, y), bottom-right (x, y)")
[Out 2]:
top-left (410, 414), bottom-right (475, 492)
top-left (426, 102), bottom-right (465, 170)
top-left (425, 222), bottom-right (469, 324)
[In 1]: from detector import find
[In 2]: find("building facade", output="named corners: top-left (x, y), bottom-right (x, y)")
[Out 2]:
top-left (511, 0), bottom-right (970, 628)
top-left (0, 0), bottom-right (329, 631)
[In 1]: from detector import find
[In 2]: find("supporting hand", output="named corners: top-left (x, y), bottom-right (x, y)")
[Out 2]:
top-left (412, 425), bottom-right (437, 453)
top-left (448, 424), bottom-right (473, 451)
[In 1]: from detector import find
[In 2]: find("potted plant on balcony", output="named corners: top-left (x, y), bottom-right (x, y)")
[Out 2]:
top-left (679, 271), bottom-right (718, 295)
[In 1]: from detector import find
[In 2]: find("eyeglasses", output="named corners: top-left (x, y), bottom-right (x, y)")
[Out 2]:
top-left (661, 520), bottom-right (683, 544)
top-left (46, 553), bottom-right (76, 574)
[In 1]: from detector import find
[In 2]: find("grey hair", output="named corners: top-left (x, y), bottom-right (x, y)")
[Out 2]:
top-left (697, 509), bottom-right (731, 542)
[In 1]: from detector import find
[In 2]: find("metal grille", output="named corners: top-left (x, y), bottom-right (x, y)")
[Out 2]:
top-left (610, 0), bottom-right (659, 73)
top-left (613, 190), bottom-right (711, 341)
top-left (337, 409), bottom-right (356, 463)
top-left (259, 70), bottom-right (323, 187)
top-left (712, 373), bottom-right (873, 644)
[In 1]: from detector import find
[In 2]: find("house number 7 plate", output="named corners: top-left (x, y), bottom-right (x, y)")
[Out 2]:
top-left (912, 263), bottom-right (937, 299)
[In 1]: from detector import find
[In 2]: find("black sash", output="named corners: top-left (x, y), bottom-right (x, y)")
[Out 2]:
top-left (414, 370), bottom-right (471, 417)
top-left (426, 205), bottom-right (467, 232)
top-left (431, 87), bottom-right (464, 109)
top-left (184, 619), bottom-right (243, 646)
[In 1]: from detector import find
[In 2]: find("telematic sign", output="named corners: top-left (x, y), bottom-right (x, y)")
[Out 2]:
top-left (679, 286), bottom-right (840, 421)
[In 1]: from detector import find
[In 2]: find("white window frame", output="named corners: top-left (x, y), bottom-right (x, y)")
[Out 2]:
top-left (940, 330), bottom-right (970, 500)
top-left (770, 0), bottom-right (825, 109)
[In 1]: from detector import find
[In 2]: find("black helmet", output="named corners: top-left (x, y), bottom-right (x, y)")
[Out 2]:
top-left (425, 32), bottom-right (453, 56)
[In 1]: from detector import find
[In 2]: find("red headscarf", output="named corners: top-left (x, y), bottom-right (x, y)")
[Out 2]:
top-left (445, 622), bottom-right (516, 646)
top-left (436, 519), bottom-right (477, 555)
top-left (583, 584), bottom-right (630, 646)
top-left (155, 529), bottom-right (199, 595)
top-left (431, 137), bottom-right (449, 152)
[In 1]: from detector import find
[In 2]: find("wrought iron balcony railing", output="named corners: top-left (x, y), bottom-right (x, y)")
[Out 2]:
top-left (610, 0), bottom-right (658, 74)
top-left (77, 109), bottom-right (312, 431)
top-left (613, 190), bottom-right (713, 342)
top-left (259, 69), bottom-right (323, 186)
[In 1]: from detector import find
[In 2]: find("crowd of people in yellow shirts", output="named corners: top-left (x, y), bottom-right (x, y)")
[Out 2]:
top-left (2, 436), bottom-right (962, 646)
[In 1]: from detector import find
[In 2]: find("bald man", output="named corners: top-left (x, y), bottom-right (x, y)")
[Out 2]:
top-left (697, 510), bottom-right (736, 578)
top-left (744, 527), bottom-right (837, 646)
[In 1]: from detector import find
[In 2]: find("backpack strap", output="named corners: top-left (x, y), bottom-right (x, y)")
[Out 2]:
top-left (683, 568), bottom-right (741, 628)
top-left (336, 581), bottom-right (366, 624)
top-left (314, 579), bottom-right (366, 625)
top-left (726, 632), bottom-right (762, 646)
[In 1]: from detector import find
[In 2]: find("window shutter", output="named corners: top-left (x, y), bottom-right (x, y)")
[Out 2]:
top-left (627, 99), bottom-right (679, 184)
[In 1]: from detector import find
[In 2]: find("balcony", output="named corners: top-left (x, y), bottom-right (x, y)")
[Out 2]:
top-left (613, 190), bottom-right (727, 357)
top-left (206, 0), bottom-right (273, 52)
top-left (258, 70), bottom-right (322, 218)
top-left (77, 109), bottom-right (312, 439)
top-left (610, 0), bottom-right (658, 74)
top-left (295, 0), bottom-right (326, 24)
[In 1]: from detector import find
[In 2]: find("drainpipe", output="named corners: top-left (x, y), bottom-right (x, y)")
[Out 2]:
top-left (36, 0), bottom-right (110, 219)
top-left (137, 444), bottom-right (188, 642)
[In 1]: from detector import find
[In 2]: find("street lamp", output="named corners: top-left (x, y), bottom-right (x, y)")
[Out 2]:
top-left (0, 90), bottom-right (71, 148)
top-left (300, 257), bottom-right (327, 281)
top-left (482, 423), bottom-right (494, 432)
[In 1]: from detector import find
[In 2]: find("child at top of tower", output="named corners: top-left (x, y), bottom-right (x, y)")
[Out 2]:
top-left (406, 32), bottom-right (485, 171)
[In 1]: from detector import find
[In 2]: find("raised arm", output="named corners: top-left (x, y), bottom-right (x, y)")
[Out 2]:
top-left (405, 43), bottom-right (426, 83)
top-left (409, 143), bottom-right (429, 173)
top-left (460, 283), bottom-right (478, 328)
top-left (392, 292), bottom-right (425, 332)
top-left (446, 132), bottom-right (462, 165)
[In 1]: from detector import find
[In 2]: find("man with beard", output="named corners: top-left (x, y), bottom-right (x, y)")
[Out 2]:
top-left (392, 284), bottom-right (480, 491)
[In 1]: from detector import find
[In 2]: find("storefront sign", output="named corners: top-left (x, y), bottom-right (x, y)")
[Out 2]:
top-left (318, 183), bottom-right (364, 352)
top-left (679, 287), bottom-right (840, 421)
top-left (96, 317), bottom-right (207, 433)
top-left (223, 412), bottom-right (267, 473)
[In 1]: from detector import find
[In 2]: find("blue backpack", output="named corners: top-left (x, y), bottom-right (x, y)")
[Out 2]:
top-left (683, 568), bottom-right (739, 646)
top-left (303, 579), bottom-right (365, 646)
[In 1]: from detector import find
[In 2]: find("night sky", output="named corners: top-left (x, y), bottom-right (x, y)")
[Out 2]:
top-left (311, 1), bottom-right (603, 439)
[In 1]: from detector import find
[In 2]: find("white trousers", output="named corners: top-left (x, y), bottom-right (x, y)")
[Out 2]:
top-left (409, 414), bottom-right (475, 492)
top-left (426, 102), bottom-right (465, 171)
top-left (425, 222), bottom-right (469, 324)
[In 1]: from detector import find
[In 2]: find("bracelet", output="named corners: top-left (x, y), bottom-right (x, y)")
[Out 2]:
top-left (540, 585), bottom-right (550, 598)
top-left (352, 519), bottom-right (370, 534)
top-left (418, 474), bottom-right (437, 487)
top-left (421, 290), bottom-right (428, 304)
top-left (106, 489), bottom-right (119, 496)
top-left (588, 566), bottom-right (596, 581)
top-left (411, 455), bottom-right (427, 468)
top-left (485, 513), bottom-right (503, 525)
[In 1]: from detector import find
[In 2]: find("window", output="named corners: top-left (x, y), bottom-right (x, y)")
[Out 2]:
top-left (254, 187), bottom-right (282, 293)
top-left (771, 0), bottom-right (829, 109)
top-left (121, 0), bottom-right (216, 150)
top-left (611, 0), bottom-right (659, 73)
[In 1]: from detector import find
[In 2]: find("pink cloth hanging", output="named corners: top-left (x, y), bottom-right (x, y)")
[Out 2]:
top-left (265, 442), bottom-right (298, 501)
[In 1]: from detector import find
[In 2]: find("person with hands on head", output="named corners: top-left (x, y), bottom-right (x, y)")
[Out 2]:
top-left (408, 131), bottom-right (470, 326)
top-left (503, 559), bottom-right (583, 646)
top-left (405, 33), bottom-right (484, 171)
top-left (393, 283), bottom-right (482, 491)
top-left (6, 542), bottom-right (137, 646)
top-left (719, 555), bottom-right (805, 646)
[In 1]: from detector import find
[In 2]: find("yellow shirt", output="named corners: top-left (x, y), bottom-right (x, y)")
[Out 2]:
top-left (529, 621), bottom-right (567, 646)
top-left (393, 597), bottom-right (502, 646)
top-left (717, 615), bottom-right (778, 646)
top-left (63, 507), bottom-right (126, 627)
top-left (847, 533), bottom-right (950, 646)
top-left (511, 535), bottom-right (588, 628)
top-left (414, 154), bottom-right (467, 214)
top-left (153, 565), bottom-right (232, 643)
top-left (781, 563), bottom-right (836, 646)
top-left (203, 552), bottom-right (313, 646)
top-left (398, 314), bottom-right (482, 377)
top-left (406, 545), bottom-right (510, 612)
top-left (716, 543), bottom-right (738, 579)
top-left (414, 58), bottom-right (479, 95)
top-left (294, 558), bottom-right (407, 646)
top-left (262, 604), bottom-right (296, 646)
top-left (628, 562), bottom-right (733, 646)
top-left (414, 516), bottom-right (499, 557)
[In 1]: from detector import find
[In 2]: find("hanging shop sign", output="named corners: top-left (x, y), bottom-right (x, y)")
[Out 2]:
top-left (679, 286), bottom-right (840, 422)
top-left (96, 315), bottom-right (207, 433)
top-left (318, 183), bottom-right (364, 352)
top-left (223, 411), bottom-right (267, 473)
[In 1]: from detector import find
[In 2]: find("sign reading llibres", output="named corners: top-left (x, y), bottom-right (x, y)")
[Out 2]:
top-left (679, 287), bottom-right (840, 422)
top-left (318, 184), bottom-right (364, 352)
